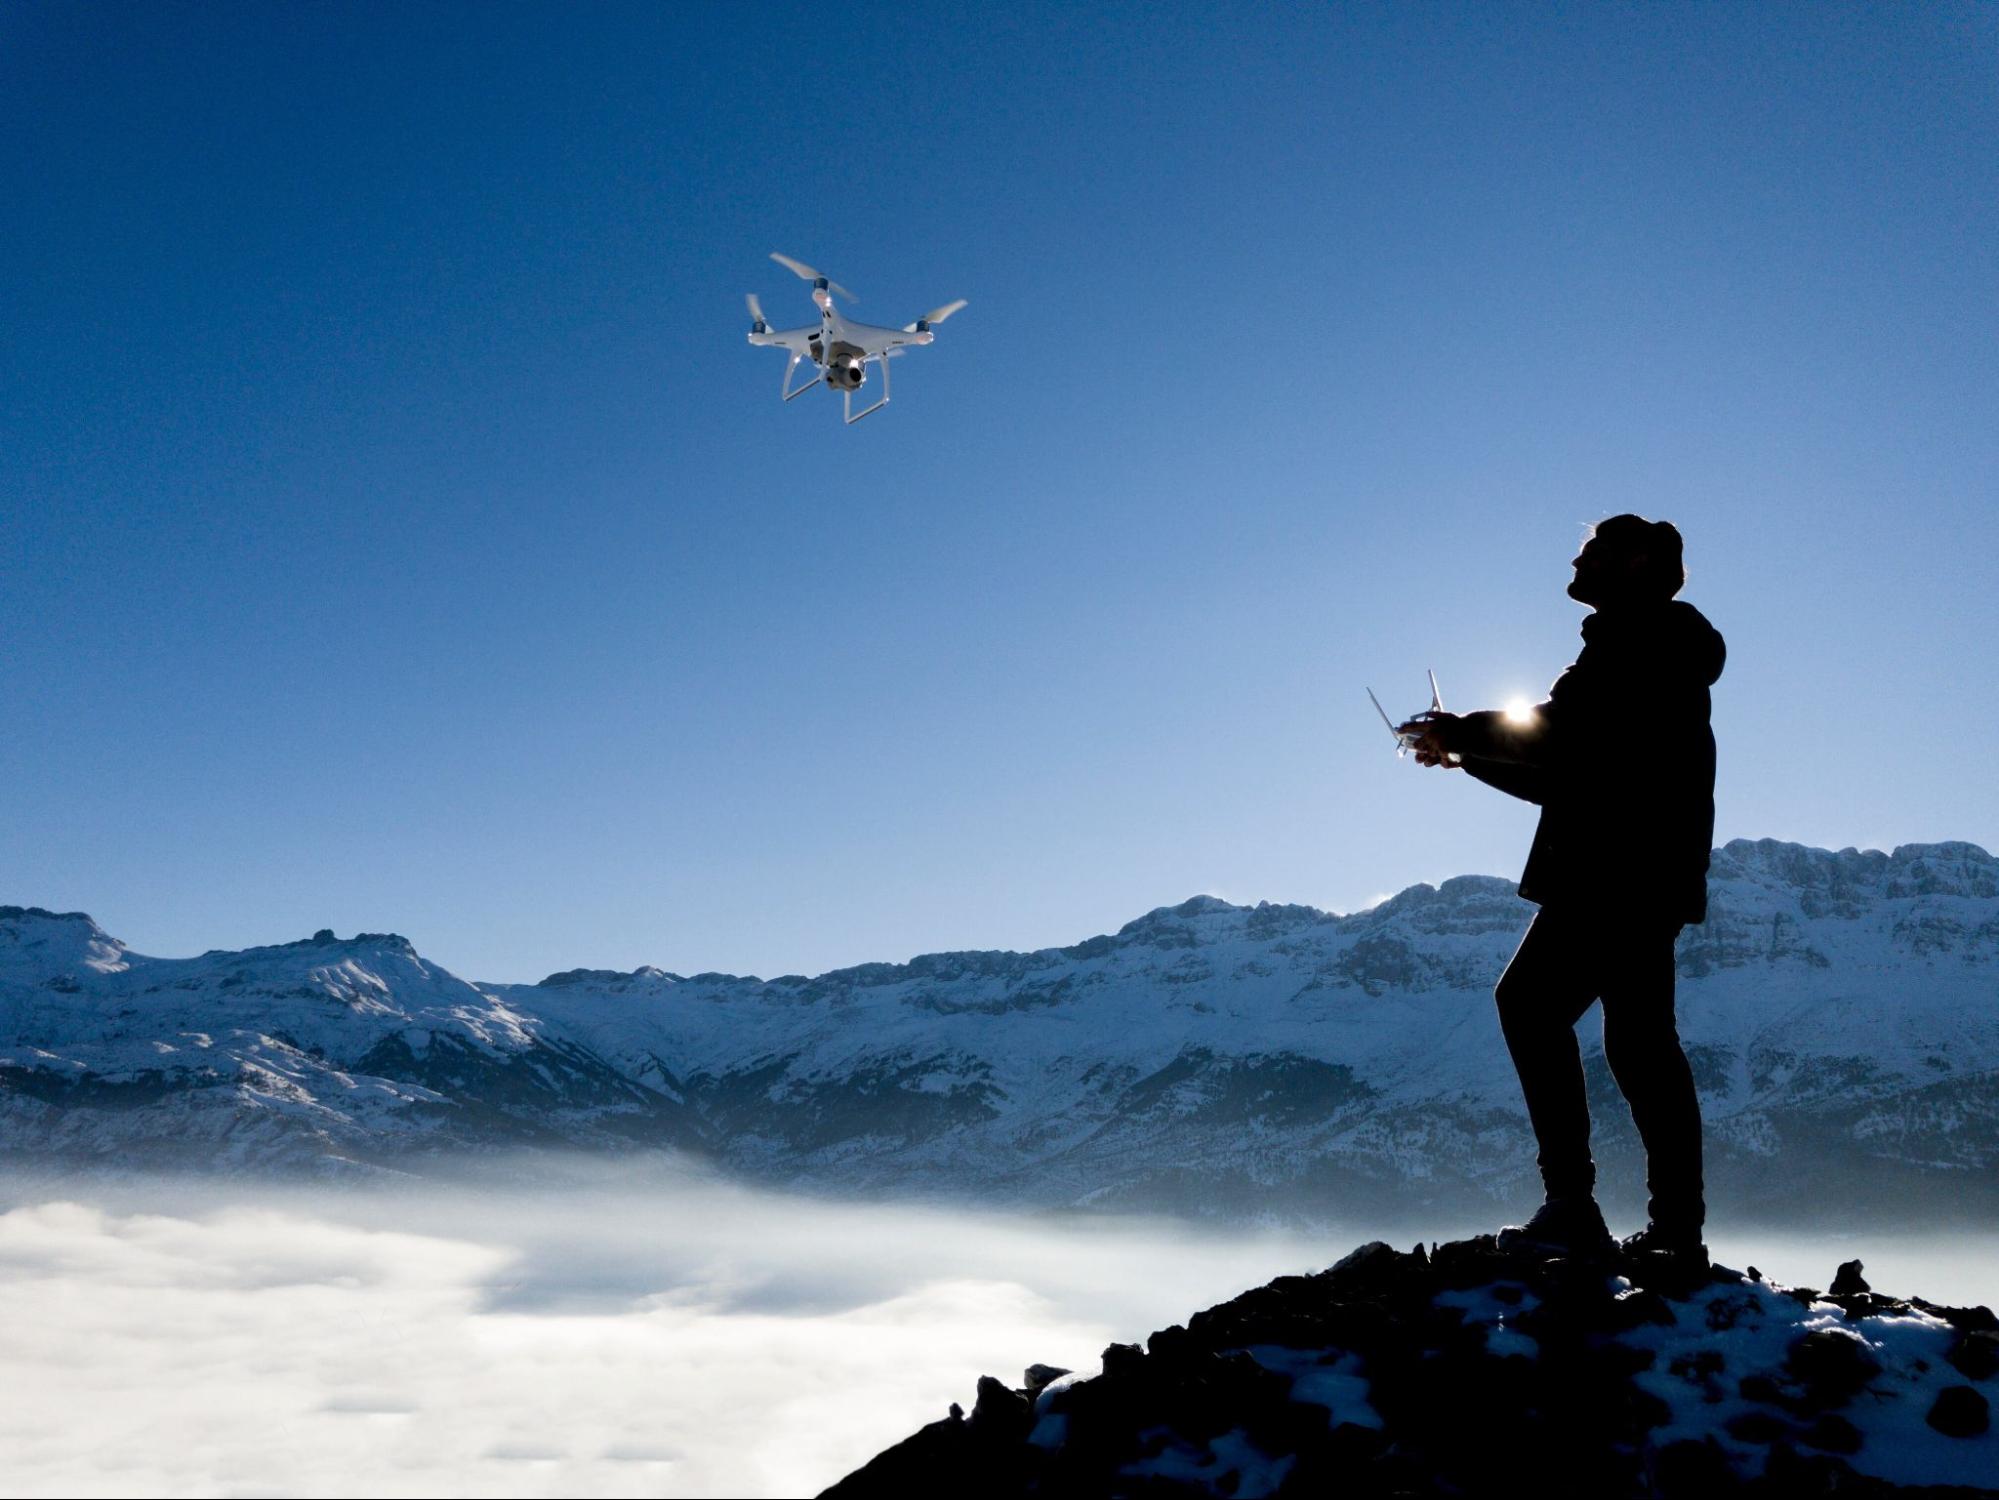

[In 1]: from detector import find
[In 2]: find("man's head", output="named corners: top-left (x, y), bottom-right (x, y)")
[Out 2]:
top-left (1568, 514), bottom-right (1686, 608)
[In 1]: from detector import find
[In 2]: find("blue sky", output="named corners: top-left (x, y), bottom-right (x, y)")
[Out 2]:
top-left (5, 3), bottom-right (1995, 981)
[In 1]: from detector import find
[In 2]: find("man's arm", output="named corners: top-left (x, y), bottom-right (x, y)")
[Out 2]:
top-left (1402, 707), bottom-right (1552, 801)
top-left (1400, 701), bottom-right (1561, 769)
top-left (1449, 704), bottom-right (1557, 766)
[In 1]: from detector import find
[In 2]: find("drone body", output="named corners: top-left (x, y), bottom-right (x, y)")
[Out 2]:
top-left (745, 253), bottom-right (967, 424)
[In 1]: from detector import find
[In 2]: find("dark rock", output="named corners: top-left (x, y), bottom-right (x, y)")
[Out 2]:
top-left (1829, 1259), bottom-right (1869, 1295)
top-left (1701, 1288), bottom-right (1765, 1332)
top-left (1724, 1410), bottom-right (1791, 1444)
top-left (1606, 1288), bottom-right (1677, 1332)
top-left (1737, 1373), bottom-right (1787, 1407)
top-left (1099, 1342), bottom-right (1146, 1381)
top-left (1666, 1348), bottom-right (1728, 1405)
top-left (948, 1402), bottom-right (963, 1420)
top-left (1785, 1328), bottom-right (1881, 1407)
top-left (312, 929), bottom-right (335, 943)
top-left (1426, 1233), bottom-right (1507, 1285)
top-left (1325, 1239), bottom-right (1409, 1289)
top-left (818, 1410), bottom-right (1023, 1499)
top-left (1321, 1419), bottom-right (1390, 1470)
top-left (1022, 1364), bottom-right (1069, 1397)
top-left (1798, 1413), bottom-right (1863, 1454)
top-left (1926, 1384), bottom-right (1991, 1438)
top-left (1761, 1441), bottom-right (1865, 1495)
top-left (970, 1375), bottom-right (1030, 1437)
top-left (1623, 1382), bottom-right (1675, 1433)
top-left (1912, 1298), bottom-right (1999, 1334)
top-left (1652, 1437), bottom-right (1740, 1495)
top-left (1826, 1291), bottom-right (1912, 1322)
top-left (1624, 1253), bottom-right (1720, 1302)
top-left (1591, 1342), bottom-right (1661, 1381)
top-left (1185, 1275), bottom-right (1393, 1353)
top-left (1946, 1329), bottom-right (1999, 1382)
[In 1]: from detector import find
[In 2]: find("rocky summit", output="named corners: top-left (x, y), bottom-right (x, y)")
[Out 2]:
top-left (823, 1241), bottom-right (1999, 1498)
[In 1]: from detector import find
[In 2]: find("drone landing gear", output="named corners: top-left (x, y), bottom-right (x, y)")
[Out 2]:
top-left (782, 353), bottom-right (822, 401)
top-left (843, 352), bottom-right (889, 424)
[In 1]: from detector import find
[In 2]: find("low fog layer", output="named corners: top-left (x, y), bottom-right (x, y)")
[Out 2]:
top-left (0, 1165), bottom-right (1990, 1498)
top-left (0, 1166), bottom-right (1334, 1498)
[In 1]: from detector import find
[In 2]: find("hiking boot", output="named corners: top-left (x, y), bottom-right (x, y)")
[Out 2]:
top-left (1496, 1197), bottom-right (1614, 1258)
top-left (1619, 1221), bottom-right (1707, 1264)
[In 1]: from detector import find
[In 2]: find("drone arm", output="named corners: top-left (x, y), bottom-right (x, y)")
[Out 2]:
top-left (843, 351), bottom-right (891, 424)
top-left (781, 352), bottom-right (822, 401)
top-left (847, 321), bottom-right (930, 357)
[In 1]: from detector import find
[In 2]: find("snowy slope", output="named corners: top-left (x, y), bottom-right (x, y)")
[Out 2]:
top-left (0, 919), bottom-right (694, 1171)
top-left (3, 839), bottom-right (1996, 1217)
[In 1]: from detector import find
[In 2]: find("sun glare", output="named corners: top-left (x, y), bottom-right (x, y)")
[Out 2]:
top-left (1504, 699), bottom-right (1535, 725)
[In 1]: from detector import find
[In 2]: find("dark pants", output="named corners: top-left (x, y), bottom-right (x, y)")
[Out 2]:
top-left (1495, 906), bottom-right (1705, 1228)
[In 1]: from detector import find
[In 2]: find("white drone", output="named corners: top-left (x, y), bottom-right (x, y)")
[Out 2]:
top-left (745, 253), bottom-right (967, 424)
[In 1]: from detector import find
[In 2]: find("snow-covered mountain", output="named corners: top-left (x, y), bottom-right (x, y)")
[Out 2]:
top-left (4, 838), bottom-right (1997, 1220)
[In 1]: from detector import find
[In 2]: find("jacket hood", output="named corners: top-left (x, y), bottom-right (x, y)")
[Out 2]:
top-left (1581, 599), bottom-right (1726, 686)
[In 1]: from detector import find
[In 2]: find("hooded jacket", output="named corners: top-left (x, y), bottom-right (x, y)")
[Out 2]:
top-left (1454, 599), bottom-right (1725, 925)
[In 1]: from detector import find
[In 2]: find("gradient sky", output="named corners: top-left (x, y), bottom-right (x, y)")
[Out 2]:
top-left (6, 3), bottom-right (1996, 982)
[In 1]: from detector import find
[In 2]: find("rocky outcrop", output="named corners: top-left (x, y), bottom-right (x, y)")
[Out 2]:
top-left (823, 1241), bottom-right (1998, 1498)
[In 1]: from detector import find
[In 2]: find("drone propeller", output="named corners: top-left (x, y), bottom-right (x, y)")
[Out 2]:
top-left (903, 299), bottom-right (968, 334)
top-left (770, 252), bottom-right (855, 303)
top-left (745, 292), bottom-right (766, 331)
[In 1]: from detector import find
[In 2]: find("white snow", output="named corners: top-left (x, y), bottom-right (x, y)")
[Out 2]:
top-left (1122, 1425), bottom-right (1296, 1496)
top-left (1436, 1282), bottom-right (1543, 1360)
top-left (1614, 1274), bottom-right (1997, 1489)
top-left (1246, 1344), bottom-right (1383, 1428)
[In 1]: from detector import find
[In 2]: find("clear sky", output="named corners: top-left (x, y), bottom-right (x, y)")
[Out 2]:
top-left (5, 3), bottom-right (1996, 982)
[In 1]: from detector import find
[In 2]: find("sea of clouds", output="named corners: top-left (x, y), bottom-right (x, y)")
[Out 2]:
top-left (0, 1162), bottom-right (1991, 1498)
top-left (0, 1163), bottom-right (1337, 1498)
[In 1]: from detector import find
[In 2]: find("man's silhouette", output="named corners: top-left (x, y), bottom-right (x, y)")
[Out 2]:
top-left (1400, 515), bottom-right (1724, 1260)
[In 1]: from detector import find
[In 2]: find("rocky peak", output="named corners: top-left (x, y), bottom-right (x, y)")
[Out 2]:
top-left (826, 1238), bottom-right (1998, 1498)
top-left (1112, 895), bottom-right (1327, 953)
top-left (0, 905), bottom-right (99, 926)
top-left (0, 904), bottom-right (130, 983)
top-left (1116, 895), bottom-right (1236, 939)
top-left (537, 965), bottom-right (684, 990)
top-left (1350, 874), bottom-right (1523, 937)
top-left (1883, 843), bottom-right (1999, 900)
top-left (247, 929), bottom-right (418, 962)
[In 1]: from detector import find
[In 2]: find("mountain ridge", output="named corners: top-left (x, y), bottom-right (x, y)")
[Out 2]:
top-left (4, 837), bottom-right (1997, 1220)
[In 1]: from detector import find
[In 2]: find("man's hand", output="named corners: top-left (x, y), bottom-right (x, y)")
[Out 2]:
top-left (1396, 711), bottom-right (1463, 768)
